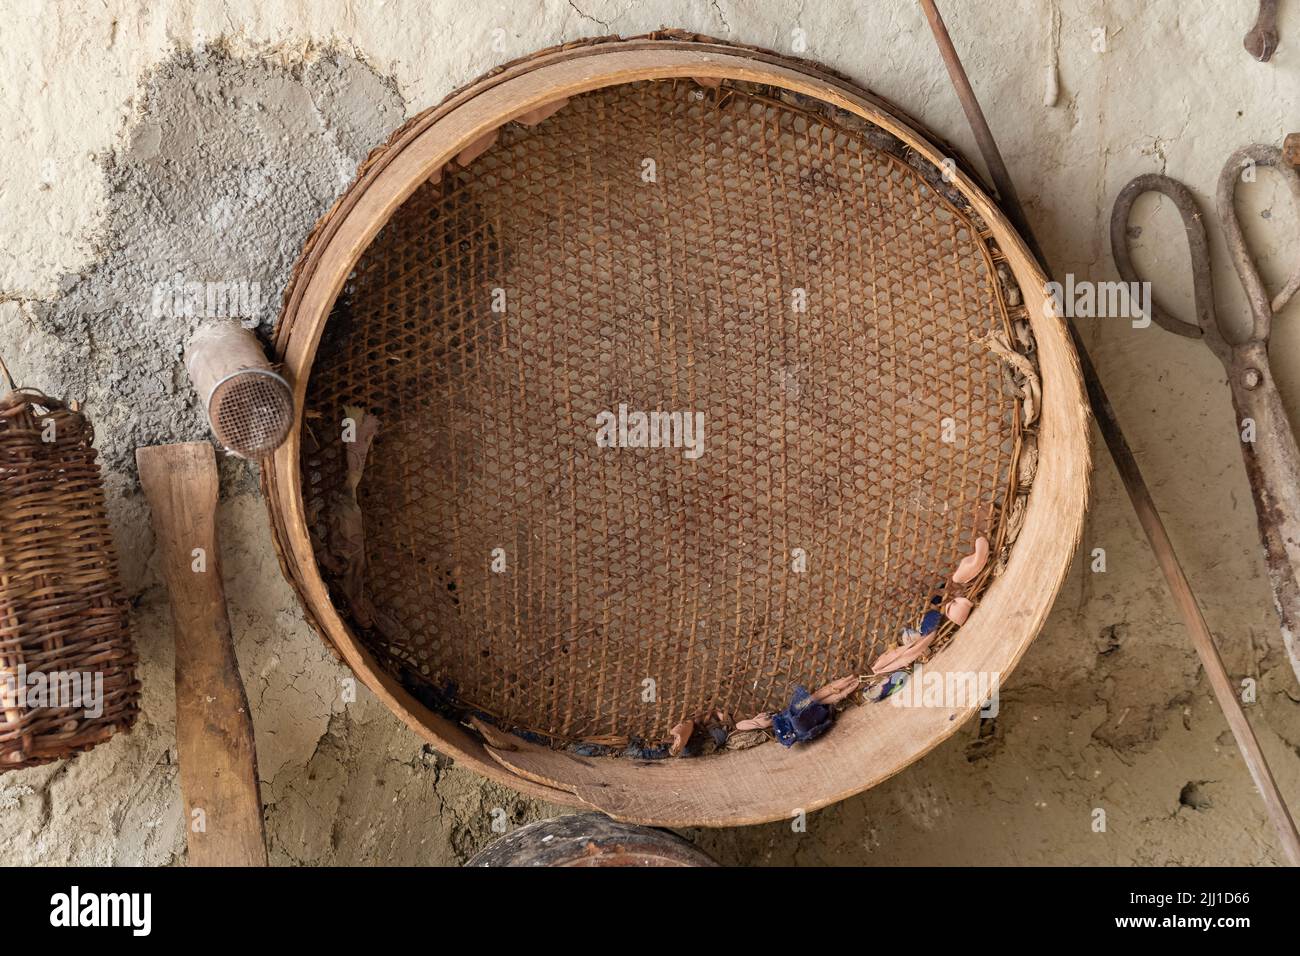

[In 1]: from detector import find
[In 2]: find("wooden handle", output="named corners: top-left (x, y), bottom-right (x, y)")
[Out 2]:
top-left (137, 442), bottom-right (268, 867)
top-left (1229, 346), bottom-right (1300, 685)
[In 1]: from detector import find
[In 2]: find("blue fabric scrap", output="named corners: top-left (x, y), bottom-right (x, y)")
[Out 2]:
top-left (920, 608), bottom-right (943, 635)
top-left (875, 671), bottom-right (909, 701)
top-left (772, 685), bottom-right (834, 748)
top-left (624, 739), bottom-right (671, 760)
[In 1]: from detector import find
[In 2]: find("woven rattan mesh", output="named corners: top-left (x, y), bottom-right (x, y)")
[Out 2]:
top-left (0, 390), bottom-right (139, 768)
top-left (301, 79), bottom-right (1023, 745)
top-left (211, 371), bottom-right (294, 458)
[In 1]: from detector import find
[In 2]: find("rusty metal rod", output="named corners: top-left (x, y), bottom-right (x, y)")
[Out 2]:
top-left (1244, 0), bottom-right (1280, 62)
top-left (1284, 132), bottom-right (1300, 169)
top-left (918, 0), bottom-right (1300, 866)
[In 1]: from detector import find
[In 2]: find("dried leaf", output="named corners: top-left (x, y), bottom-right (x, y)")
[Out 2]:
top-left (1006, 494), bottom-right (1028, 542)
top-left (860, 675), bottom-right (890, 697)
top-left (456, 129), bottom-right (499, 166)
top-left (725, 728), bottom-right (769, 751)
top-left (330, 407), bottom-right (380, 627)
top-left (1022, 378), bottom-right (1040, 426)
top-left (813, 675), bottom-right (861, 705)
top-left (1013, 318), bottom-right (1032, 348)
top-left (952, 535), bottom-right (990, 585)
top-left (1018, 433), bottom-right (1039, 487)
top-left (997, 264), bottom-right (1022, 307)
top-left (668, 718), bottom-right (695, 757)
top-left (945, 596), bottom-right (974, 625)
top-left (871, 632), bottom-right (936, 675)
top-left (978, 330), bottom-right (1041, 426)
top-left (515, 98), bottom-right (569, 126)
top-left (734, 713), bottom-right (773, 731)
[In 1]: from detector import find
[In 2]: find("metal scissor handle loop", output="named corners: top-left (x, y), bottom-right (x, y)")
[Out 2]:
top-left (1110, 173), bottom-right (1224, 358)
top-left (1217, 144), bottom-right (1300, 344)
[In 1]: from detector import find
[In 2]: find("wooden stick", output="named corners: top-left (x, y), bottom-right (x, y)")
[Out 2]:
top-left (137, 442), bottom-right (268, 867)
top-left (0, 351), bottom-right (15, 396)
top-left (919, 0), bottom-right (1300, 866)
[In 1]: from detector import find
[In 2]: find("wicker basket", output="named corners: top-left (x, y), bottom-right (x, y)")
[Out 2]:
top-left (0, 371), bottom-right (139, 769)
top-left (265, 34), bottom-right (1088, 825)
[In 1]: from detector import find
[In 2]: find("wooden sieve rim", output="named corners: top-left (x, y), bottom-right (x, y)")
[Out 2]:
top-left (263, 35), bottom-right (1090, 826)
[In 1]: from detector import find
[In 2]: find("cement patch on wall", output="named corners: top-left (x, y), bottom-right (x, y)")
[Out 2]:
top-left (0, 45), bottom-right (564, 866)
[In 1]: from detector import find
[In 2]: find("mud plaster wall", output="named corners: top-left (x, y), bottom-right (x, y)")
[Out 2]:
top-left (1, 0), bottom-right (1298, 865)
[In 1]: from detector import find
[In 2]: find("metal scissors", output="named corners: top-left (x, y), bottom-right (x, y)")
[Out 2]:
top-left (1110, 144), bottom-right (1300, 685)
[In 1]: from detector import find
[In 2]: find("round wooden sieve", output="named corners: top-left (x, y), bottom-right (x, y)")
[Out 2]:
top-left (264, 34), bottom-right (1089, 826)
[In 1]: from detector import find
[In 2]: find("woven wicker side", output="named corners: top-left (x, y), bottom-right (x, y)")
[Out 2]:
top-left (0, 388), bottom-right (139, 769)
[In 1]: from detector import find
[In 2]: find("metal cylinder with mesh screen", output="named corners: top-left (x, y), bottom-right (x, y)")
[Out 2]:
top-left (187, 321), bottom-right (294, 459)
top-left (265, 34), bottom-right (1089, 826)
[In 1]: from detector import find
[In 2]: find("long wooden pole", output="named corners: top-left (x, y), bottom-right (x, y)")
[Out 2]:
top-left (918, 0), bottom-right (1300, 865)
